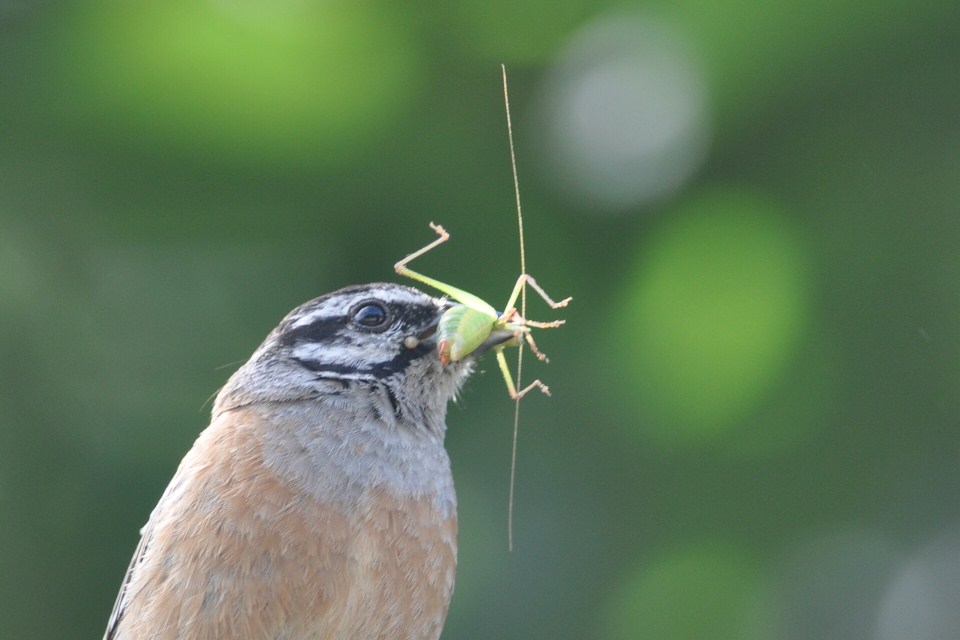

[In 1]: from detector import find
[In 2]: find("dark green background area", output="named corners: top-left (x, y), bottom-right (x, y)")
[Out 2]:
top-left (1, 2), bottom-right (958, 638)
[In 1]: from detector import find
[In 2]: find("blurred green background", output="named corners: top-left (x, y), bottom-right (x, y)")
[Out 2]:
top-left (2, 1), bottom-right (959, 638)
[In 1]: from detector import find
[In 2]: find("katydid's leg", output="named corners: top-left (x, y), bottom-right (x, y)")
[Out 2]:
top-left (522, 331), bottom-right (550, 363)
top-left (394, 223), bottom-right (449, 276)
top-left (497, 349), bottom-right (551, 398)
top-left (502, 275), bottom-right (527, 315)
top-left (523, 319), bottom-right (565, 329)
top-left (502, 310), bottom-right (565, 331)
top-left (395, 223), bottom-right (500, 316)
top-left (501, 273), bottom-right (573, 313)
top-left (522, 275), bottom-right (572, 308)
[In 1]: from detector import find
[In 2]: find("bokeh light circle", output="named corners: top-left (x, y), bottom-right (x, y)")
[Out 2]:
top-left (536, 12), bottom-right (710, 212)
top-left (612, 189), bottom-right (811, 447)
top-left (876, 529), bottom-right (960, 640)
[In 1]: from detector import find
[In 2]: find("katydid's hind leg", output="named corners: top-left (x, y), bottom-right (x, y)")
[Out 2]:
top-left (394, 222), bottom-right (450, 274)
top-left (497, 350), bottom-right (551, 398)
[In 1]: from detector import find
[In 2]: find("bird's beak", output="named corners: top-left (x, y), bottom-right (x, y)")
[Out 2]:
top-left (474, 329), bottom-right (517, 356)
top-left (418, 317), bottom-right (441, 341)
top-left (417, 298), bottom-right (455, 341)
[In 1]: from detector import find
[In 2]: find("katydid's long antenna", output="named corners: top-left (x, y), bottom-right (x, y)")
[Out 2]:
top-left (502, 64), bottom-right (524, 552)
top-left (503, 66), bottom-right (526, 281)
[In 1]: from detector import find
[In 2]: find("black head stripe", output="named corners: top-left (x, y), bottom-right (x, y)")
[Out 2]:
top-left (278, 315), bottom-right (345, 347)
top-left (369, 339), bottom-right (434, 377)
top-left (279, 301), bottom-right (440, 348)
top-left (294, 339), bottom-right (434, 380)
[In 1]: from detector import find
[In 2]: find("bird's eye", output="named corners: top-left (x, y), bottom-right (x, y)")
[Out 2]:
top-left (351, 301), bottom-right (390, 330)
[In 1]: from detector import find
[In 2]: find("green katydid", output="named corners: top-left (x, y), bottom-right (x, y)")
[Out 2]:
top-left (395, 66), bottom-right (570, 550)
top-left (394, 222), bottom-right (571, 399)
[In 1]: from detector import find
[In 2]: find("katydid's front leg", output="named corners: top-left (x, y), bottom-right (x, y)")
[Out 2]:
top-left (496, 349), bottom-right (551, 398)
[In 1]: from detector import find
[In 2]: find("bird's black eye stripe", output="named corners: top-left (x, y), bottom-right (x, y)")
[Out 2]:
top-left (278, 315), bottom-right (344, 347)
top-left (278, 295), bottom-right (442, 348)
top-left (350, 300), bottom-right (391, 331)
top-left (279, 299), bottom-right (396, 346)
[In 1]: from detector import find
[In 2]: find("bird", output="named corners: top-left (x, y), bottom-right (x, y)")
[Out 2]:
top-left (103, 282), bottom-right (507, 640)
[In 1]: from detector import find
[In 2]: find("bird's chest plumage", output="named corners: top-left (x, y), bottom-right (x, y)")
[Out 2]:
top-left (115, 405), bottom-right (458, 640)
top-left (331, 489), bottom-right (458, 639)
top-left (255, 403), bottom-right (460, 639)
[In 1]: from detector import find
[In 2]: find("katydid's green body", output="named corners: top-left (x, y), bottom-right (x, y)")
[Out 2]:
top-left (436, 304), bottom-right (509, 365)
top-left (394, 222), bottom-right (570, 399)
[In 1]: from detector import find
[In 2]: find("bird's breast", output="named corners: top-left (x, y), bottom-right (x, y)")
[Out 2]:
top-left (253, 403), bottom-right (460, 639)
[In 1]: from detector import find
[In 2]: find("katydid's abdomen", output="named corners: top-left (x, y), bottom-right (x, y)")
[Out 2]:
top-left (436, 304), bottom-right (498, 364)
